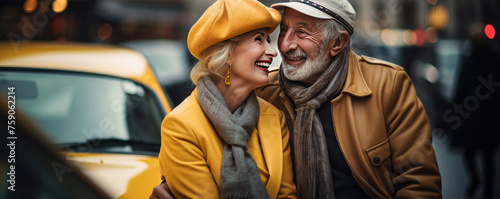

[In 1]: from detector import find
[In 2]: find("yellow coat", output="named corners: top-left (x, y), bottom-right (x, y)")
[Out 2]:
top-left (158, 88), bottom-right (297, 199)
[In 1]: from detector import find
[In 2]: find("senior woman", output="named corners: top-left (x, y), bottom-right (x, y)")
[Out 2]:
top-left (157, 0), bottom-right (297, 198)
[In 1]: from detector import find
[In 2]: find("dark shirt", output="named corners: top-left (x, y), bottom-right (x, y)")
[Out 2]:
top-left (317, 101), bottom-right (370, 199)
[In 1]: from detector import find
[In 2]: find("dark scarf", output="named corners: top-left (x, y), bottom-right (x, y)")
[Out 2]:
top-left (197, 76), bottom-right (269, 199)
top-left (278, 48), bottom-right (349, 198)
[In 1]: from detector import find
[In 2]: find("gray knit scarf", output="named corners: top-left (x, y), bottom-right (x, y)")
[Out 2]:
top-left (278, 48), bottom-right (350, 198)
top-left (197, 76), bottom-right (269, 199)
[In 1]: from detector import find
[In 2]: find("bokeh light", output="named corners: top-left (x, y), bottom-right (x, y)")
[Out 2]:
top-left (52, 0), bottom-right (68, 13)
top-left (424, 64), bottom-right (440, 83)
top-left (381, 29), bottom-right (401, 46)
top-left (425, 27), bottom-right (438, 43)
top-left (428, 4), bottom-right (449, 30)
top-left (426, 0), bottom-right (438, 6)
top-left (97, 23), bottom-right (113, 40)
top-left (484, 24), bottom-right (495, 39)
top-left (414, 29), bottom-right (427, 47)
top-left (403, 30), bottom-right (417, 45)
top-left (23, 0), bottom-right (37, 13)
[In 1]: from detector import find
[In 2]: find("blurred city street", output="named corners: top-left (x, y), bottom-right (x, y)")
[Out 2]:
top-left (433, 135), bottom-right (500, 198)
top-left (1, 0), bottom-right (499, 198)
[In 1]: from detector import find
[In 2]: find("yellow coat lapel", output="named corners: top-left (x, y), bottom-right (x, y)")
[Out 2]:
top-left (257, 103), bottom-right (283, 198)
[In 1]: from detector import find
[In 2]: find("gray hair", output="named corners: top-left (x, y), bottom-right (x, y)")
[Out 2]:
top-left (316, 18), bottom-right (351, 85)
top-left (317, 19), bottom-right (349, 52)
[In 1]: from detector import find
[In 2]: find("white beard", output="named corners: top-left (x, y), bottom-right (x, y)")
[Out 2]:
top-left (281, 48), bottom-right (331, 83)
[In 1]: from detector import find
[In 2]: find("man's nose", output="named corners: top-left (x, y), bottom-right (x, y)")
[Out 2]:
top-left (279, 30), bottom-right (298, 53)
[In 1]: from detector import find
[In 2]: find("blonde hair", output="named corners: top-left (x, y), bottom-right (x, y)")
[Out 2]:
top-left (190, 36), bottom-right (242, 84)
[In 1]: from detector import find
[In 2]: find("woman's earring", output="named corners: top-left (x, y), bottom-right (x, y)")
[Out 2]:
top-left (225, 64), bottom-right (231, 85)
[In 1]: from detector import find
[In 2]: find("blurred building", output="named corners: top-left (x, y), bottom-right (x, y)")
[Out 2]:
top-left (1, 0), bottom-right (499, 138)
top-left (2, 0), bottom-right (498, 46)
top-left (0, 0), bottom-right (191, 43)
top-left (1, 0), bottom-right (498, 123)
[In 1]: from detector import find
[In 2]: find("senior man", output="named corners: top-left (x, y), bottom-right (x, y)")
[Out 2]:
top-left (151, 0), bottom-right (442, 198)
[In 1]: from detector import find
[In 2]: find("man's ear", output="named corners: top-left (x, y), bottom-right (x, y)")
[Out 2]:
top-left (330, 31), bottom-right (350, 57)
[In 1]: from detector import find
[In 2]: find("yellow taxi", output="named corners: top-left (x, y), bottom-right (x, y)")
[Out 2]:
top-left (0, 41), bottom-right (172, 198)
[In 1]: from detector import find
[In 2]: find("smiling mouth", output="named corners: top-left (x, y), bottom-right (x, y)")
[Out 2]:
top-left (284, 50), bottom-right (307, 62)
top-left (286, 56), bottom-right (305, 61)
top-left (255, 61), bottom-right (270, 70)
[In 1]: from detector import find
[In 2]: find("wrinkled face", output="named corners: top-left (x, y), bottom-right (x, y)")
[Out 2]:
top-left (278, 8), bottom-right (331, 84)
top-left (229, 28), bottom-right (278, 89)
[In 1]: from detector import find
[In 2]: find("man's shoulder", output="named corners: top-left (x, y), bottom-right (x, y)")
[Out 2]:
top-left (354, 54), bottom-right (409, 85)
top-left (358, 55), bottom-right (404, 72)
top-left (349, 53), bottom-right (413, 95)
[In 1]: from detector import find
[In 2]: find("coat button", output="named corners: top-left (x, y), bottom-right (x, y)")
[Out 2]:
top-left (373, 157), bottom-right (381, 164)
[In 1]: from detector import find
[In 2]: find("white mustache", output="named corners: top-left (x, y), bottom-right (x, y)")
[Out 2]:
top-left (283, 49), bottom-right (307, 59)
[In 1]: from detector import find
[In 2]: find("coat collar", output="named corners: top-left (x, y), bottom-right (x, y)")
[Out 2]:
top-left (339, 51), bottom-right (372, 98)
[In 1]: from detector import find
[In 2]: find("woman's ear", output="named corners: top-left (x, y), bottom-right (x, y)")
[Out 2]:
top-left (330, 31), bottom-right (350, 57)
top-left (226, 56), bottom-right (232, 66)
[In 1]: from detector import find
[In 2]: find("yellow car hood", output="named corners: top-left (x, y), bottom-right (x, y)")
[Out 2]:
top-left (64, 152), bottom-right (161, 199)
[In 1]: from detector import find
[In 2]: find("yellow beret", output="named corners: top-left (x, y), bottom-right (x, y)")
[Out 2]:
top-left (188, 0), bottom-right (282, 59)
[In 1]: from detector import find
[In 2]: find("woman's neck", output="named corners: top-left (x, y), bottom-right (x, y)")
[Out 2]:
top-left (214, 79), bottom-right (253, 113)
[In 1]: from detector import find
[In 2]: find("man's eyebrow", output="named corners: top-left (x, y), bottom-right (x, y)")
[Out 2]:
top-left (282, 21), bottom-right (312, 30)
top-left (296, 22), bottom-right (311, 28)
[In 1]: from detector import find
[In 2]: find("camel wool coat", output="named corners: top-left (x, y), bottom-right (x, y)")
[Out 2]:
top-left (158, 88), bottom-right (297, 199)
top-left (255, 51), bottom-right (442, 198)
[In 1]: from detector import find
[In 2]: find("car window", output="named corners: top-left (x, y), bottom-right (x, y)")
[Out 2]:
top-left (0, 70), bottom-right (164, 153)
